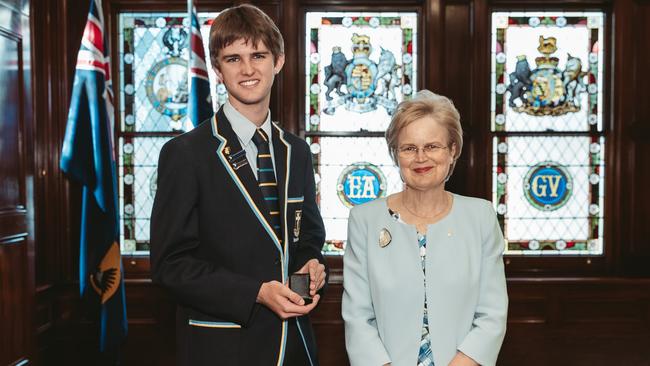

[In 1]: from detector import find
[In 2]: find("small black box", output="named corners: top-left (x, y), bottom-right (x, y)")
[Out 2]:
top-left (290, 273), bottom-right (313, 305)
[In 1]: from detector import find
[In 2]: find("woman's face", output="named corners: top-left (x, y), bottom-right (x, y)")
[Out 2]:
top-left (396, 116), bottom-right (456, 192)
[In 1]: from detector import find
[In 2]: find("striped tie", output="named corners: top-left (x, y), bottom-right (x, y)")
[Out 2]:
top-left (252, 129), bottom-right (282, 239)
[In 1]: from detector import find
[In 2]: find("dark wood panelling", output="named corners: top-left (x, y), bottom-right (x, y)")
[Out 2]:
top-left (31, 0), bottom-right (88, 363)
top-left (501, 279), bottom-right (650, 366)
top-left (0, 30), bottom-right (23, 211)
top-left (311, 281), bottom-right (348, 365)
top-left (121, 281), bottom-right (176, 366)
top-left (0, 1), bottom-right (33, 365)
top-left (425, 0), bottom-right (444, 91)
top-left (508, 297), bottom-right (547, 324)
top-left (0, 212), bottom-right (27, 242)
top-left (278, 0), bottom-right (299, 133)
top-left (0, 239), bottom-right (30, 365)
top-left (442, 2), bottom-right (471, 194)
top-left (627, 0), bottom-right (650, 271)
top-left (467, 0), bottom-right (491, 199)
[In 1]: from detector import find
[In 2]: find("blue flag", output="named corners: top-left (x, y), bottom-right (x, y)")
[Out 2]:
top-left (188, 1), bottom-right (214, 126)
top-left (60, 0), bottom-right (127, 353)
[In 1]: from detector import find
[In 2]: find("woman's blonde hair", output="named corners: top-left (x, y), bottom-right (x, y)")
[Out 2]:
top-left (385, 90), bottom-right (463, 179)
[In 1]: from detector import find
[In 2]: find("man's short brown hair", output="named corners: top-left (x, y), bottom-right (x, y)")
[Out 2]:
top-left (208, 4), bottom-right (284, 69)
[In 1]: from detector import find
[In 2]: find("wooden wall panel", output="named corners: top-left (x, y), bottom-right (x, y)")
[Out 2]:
top-left (443, 2), bottom-right (472, 195)
top-left (32, 0), bottom-right (91, 362)
top-left (121, 282), bottom-right (176, 366)
top-left (0, 0), bottom-right (34, 365)
top-left (628, 0), bottom-right (650, 268)
top-left (501, 279), bottom-right (650, 366)
top-left (0, 239), bottom-right (30, 364)
top-left (311, 282), bottom-right (348, 366)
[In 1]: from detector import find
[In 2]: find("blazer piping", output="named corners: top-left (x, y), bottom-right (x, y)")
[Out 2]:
top-left (188, 319), bottom-right (241, 329)
top-left (296, 319), bottom-right (316, 366)
top-left (273, 122), bottom-right (291, 366)
top-left (287, 196), bottom-right (304, 203)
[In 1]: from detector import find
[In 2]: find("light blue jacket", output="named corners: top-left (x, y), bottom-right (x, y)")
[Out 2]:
top-left (343, 194), bottom-right (508, 366)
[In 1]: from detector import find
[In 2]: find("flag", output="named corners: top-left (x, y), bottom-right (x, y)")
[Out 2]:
top-left (60, 0), bottom-right (127, 353)
top-left (188, 1), bottom-right (214, 126)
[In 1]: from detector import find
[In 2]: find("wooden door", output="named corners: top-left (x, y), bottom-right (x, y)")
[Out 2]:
top-left (0, 0), bottom-right (34, 364)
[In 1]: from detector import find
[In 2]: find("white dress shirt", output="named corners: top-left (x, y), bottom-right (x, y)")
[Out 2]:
top-left (223, 99), bottom-right (276, 180)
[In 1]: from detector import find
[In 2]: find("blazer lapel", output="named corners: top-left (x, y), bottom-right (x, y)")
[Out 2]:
top-left (211, 108), bottom-right (283, 253)
top-left (271, 123), bottom-right (290, 253)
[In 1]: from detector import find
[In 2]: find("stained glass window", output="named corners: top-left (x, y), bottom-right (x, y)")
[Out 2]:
top-left (118, 12), bottom-right (221, 254)
top-left (490, 12), bottom-right (605, 255)
top-left (305, 12), bottom-right (418, 254)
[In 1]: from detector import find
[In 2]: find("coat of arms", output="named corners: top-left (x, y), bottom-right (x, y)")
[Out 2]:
top-left (145, 27), bottom-right (189, 125)
top-left (507, 36), bottom-right (587, 116)
top-left (323, 33), bottom-right (403, 115)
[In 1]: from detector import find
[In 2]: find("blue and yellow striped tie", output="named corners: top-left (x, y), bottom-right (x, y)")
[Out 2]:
top-left (252, 129), bottom-right (282, 239)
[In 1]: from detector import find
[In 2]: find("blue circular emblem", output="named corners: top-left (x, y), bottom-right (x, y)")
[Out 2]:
top-left (145, 57), bottom-right (188, 122)
top-left (337, 162), bottom-right (387, 208)
top-left (523, 162), bottom-right (572, 211)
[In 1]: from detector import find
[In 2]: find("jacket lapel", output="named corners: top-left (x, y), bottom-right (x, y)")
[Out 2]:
top-left (271, 123), bottom-right (290, 254)
top-left (211, 108), bottom-right (283, 253)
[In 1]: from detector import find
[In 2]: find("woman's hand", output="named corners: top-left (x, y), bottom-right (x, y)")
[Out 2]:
top-left (448, 351), bottom-right (479, 366)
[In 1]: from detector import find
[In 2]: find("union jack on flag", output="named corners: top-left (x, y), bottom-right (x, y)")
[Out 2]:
top-left (60, 0), bottom-right (128, 354)
top-left (188, 1), bottom-right (214, 126)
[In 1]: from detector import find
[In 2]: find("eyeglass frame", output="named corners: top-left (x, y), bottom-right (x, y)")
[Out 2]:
top-left (396, 142), bottom-right (453, 159)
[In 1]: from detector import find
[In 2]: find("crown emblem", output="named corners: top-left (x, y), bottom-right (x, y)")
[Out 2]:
top-left (351, 33), bottom-right (372, 56)
top-left (535, 36), bottom-right (560, 69)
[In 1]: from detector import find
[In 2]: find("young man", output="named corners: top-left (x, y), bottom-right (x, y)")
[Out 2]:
top-left (150, 5), bottom-right (327, 366)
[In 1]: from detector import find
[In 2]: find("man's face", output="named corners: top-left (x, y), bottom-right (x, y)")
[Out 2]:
top-left (214, 39), bottom-right (285, 112)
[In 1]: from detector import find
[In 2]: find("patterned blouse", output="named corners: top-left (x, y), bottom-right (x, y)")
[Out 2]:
top-left (388, 208), bottom-right (435, 365)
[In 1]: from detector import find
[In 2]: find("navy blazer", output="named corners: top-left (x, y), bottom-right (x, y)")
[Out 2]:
top-left (150, 107), bottom-right (327, 366)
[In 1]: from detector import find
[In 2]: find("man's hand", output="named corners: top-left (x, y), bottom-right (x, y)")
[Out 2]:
top-left (295, 259), bottom-right (326, 296)
top-left (256, 281), bottom-right (320, 319)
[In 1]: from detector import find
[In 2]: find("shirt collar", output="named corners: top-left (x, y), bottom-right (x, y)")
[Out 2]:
top-left (224, 99), bottom-right (273, 146)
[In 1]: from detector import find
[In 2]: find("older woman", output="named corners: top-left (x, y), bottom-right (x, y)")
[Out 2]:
top-left (342, 90), bottom-right (508, 366)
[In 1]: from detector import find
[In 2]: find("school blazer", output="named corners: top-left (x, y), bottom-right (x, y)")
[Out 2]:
top-left (150, 107), bottom-right (327, 366)
top-left (342, 195), bottom-right (508, 366)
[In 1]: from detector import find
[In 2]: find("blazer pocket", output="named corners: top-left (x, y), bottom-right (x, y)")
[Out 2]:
top-left (188, 319), bottom-right (241, 329)
top-left (188, 318), bottom-right (241, 365)
top-left (287, 196), bottom-right (304, 204)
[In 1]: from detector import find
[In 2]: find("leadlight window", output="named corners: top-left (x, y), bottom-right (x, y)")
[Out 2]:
top-left (305, 12), bottom-right (418, 254)
top-left (117, 12), bottom-right (222, 254)
top-left (490, 12), bottom-right (605, 255)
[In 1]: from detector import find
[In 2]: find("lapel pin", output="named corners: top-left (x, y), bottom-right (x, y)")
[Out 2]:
top-left (231, 159), bottom-right (249, 170)
top-left (379, 228), bottom-right (392, 248)
top-left (224, 146), bottom-right (231, 155)
top-left (227, 150), bottom-right (248, 170)
top-left (227, 149), bottom-right (246, 161)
